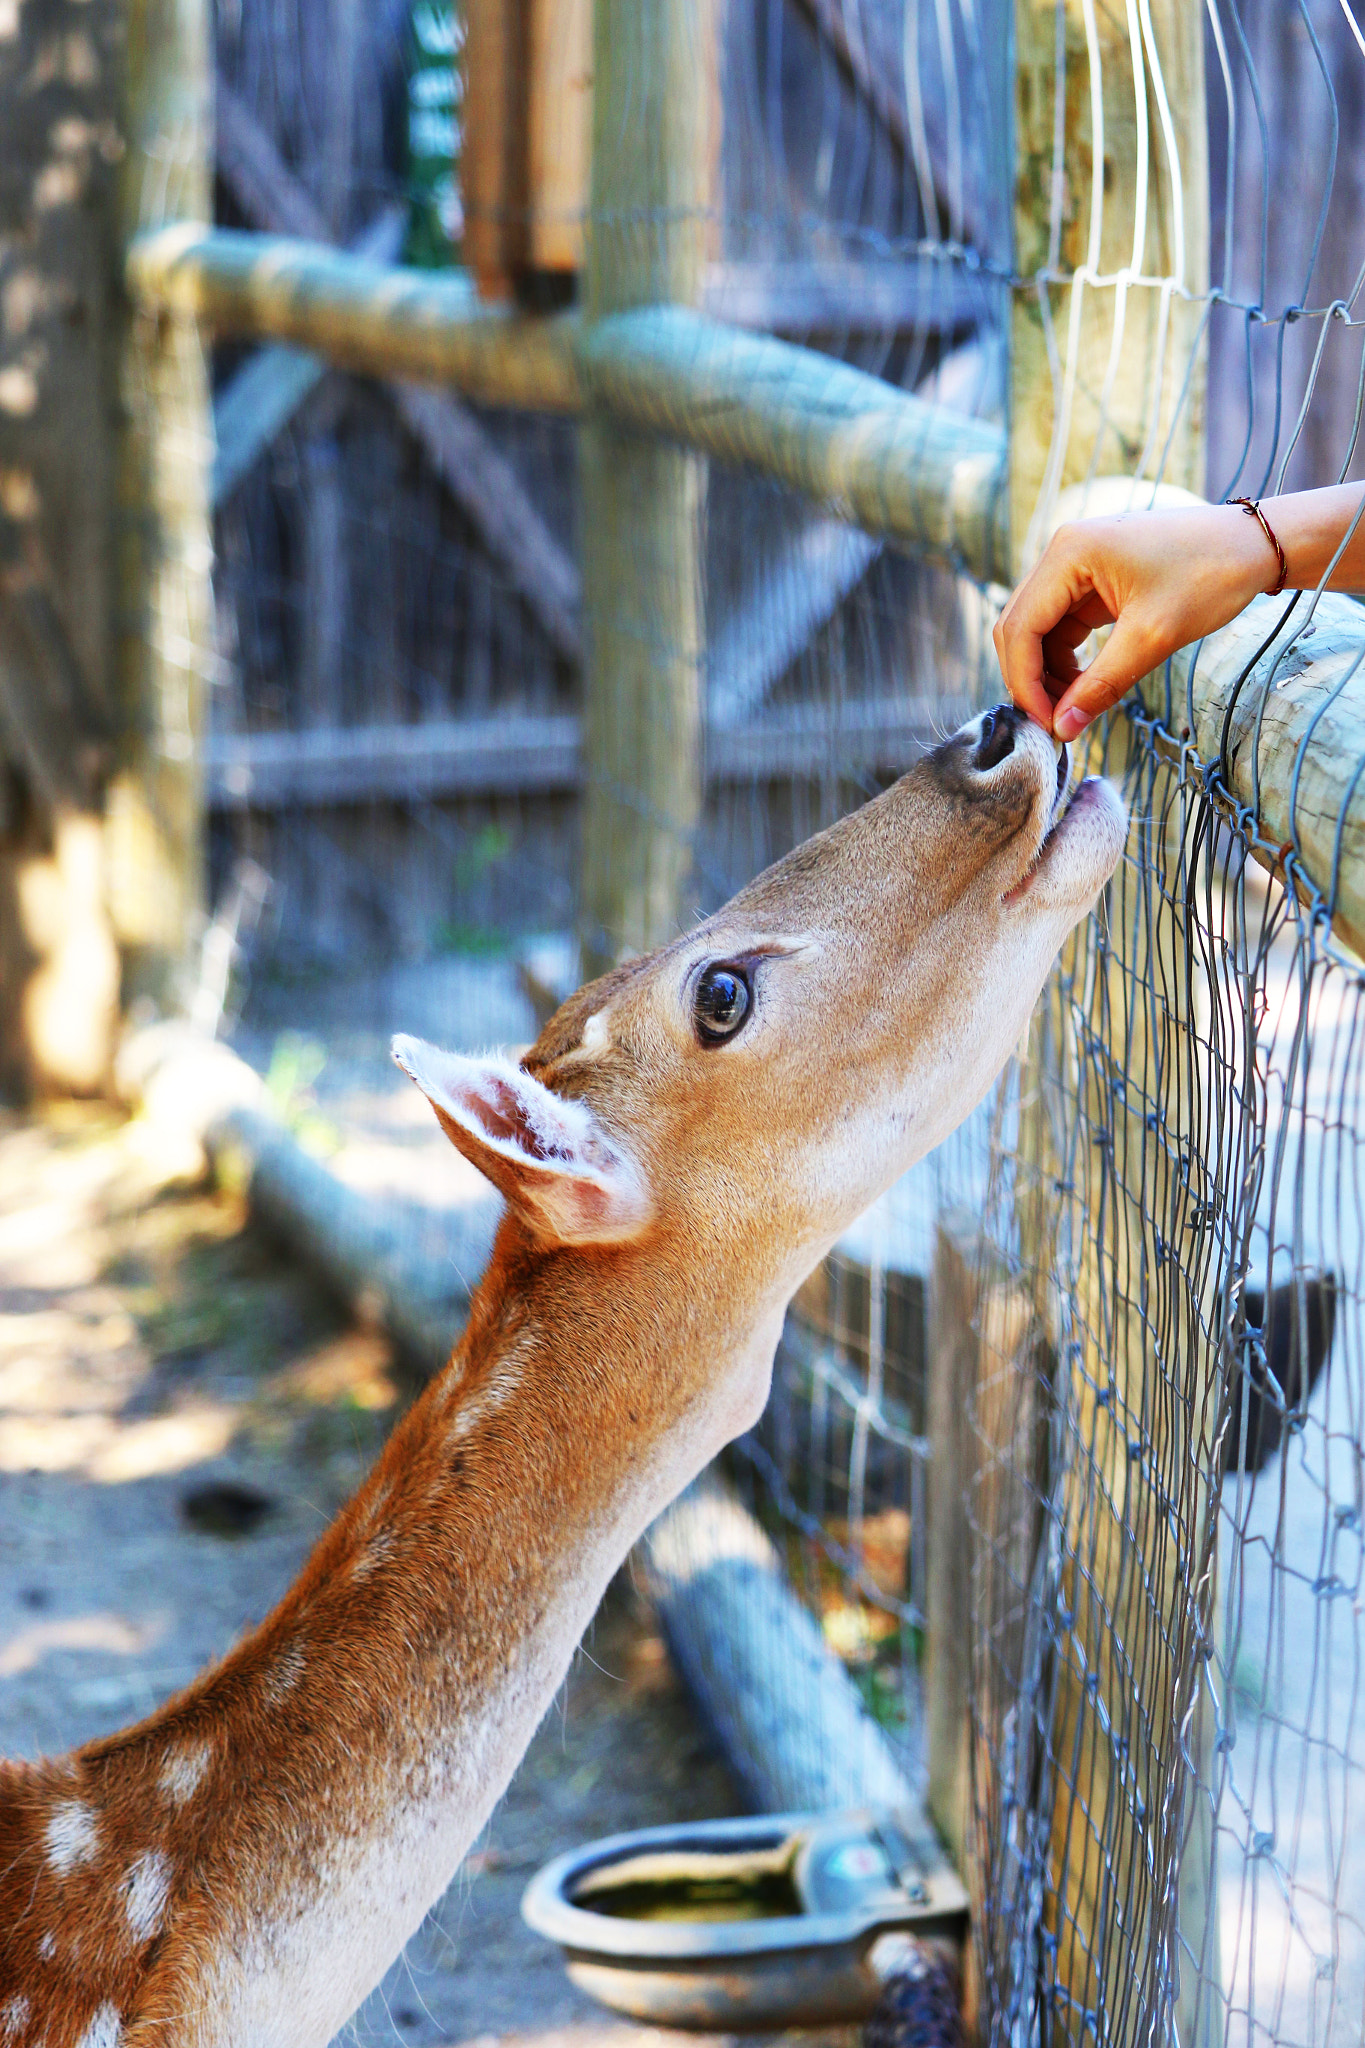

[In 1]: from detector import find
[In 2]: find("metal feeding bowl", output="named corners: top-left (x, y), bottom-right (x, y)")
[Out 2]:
top-left (520, 1807), bottom-right (969, 2032)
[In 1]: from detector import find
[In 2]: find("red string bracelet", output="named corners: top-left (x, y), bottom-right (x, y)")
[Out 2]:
top-left (1227, 496), bottom-right (1289, 596)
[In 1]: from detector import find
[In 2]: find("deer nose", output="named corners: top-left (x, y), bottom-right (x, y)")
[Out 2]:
top-left (974, 702), bottom-right (1027, 771)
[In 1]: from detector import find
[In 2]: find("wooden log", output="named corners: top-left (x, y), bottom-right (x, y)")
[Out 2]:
top-left (926, 1210), bottom-right (1046, 2041)
top-left (642, 1469), bottom-right (916, 1816)
top-left (213, 90), bottom-right (583, 666)
top-left (576, 0), bottom-right (719, 974)
top-left (1162, 589), bottom-right (1365, 966)
top-left (201, 698), bottom-right (959, 810)
top-left (212, 209), bottom-right (404, 507)
top-left (700, 258), bottom-right (991, 340)
top-left (1008, 0), bottom-right (1208, 574)
top-left (127, 228), bottom-right (582, 411)
top-left (110, 0), bottom-right (214, 1013)
top-left (0, 0), bottom-right (132, 1094)
top-left (577, 307), bottom-right (1008, 581)
top-left (129, 229), bottom-right (1010, 575)
top-left (118, 1024), bottom-right (496, 1374)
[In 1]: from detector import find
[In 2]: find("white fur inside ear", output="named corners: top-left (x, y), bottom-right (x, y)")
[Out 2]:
top-left (392, 1035), bottom-right (594, 1158)
top-left (391, 1034), bottom-right (651, 1243)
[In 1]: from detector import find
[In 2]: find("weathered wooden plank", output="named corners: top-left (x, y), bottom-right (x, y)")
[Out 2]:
top-left (707, 520), bottom-right (880, 729)
top-left (217, 80), bottom-right (336, 242)
top-left (214, 346), bottom-right (330, 506)
top-left (206, 714), bottom-right (581, 807)
top-left (389, 382), bottom-right (581, 661)
top-left (701, 258), bottom-right (993, 339)
top-left (212, 93), bottom-right (583, 665)
top-left (202, 699), bottom-right (957, 811)
top-left (642, 1469), bottom-right (915, 1815)
top-left (462, 0), bottom-right (528, 300)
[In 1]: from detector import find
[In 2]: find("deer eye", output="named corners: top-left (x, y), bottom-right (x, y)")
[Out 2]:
top-left (694, 963), bottom-right (751, 1045)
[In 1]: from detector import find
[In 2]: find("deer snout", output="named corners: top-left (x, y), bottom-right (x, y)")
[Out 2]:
top-left (973, 700), bottom-right (1028, 770)
top-left (972, 703), bottom-right (1066, 792)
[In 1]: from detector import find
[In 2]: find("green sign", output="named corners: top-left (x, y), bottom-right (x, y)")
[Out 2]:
top-left (405, 0), bottom-right (464, 268)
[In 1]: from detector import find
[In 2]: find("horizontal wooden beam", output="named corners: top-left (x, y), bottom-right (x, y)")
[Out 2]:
top-left (578, 306), bottom-right (1007, 577)
top-left (203, 700), bottom-right (963, 810)
top-left (127, 229), bottom-right (1007, 574)
top-left (128, 227), bottom-right (584, 413)
top-left (701, 257), bottom-right (994, 338)
top-left (1164, 589), bottom-right (1365, 962)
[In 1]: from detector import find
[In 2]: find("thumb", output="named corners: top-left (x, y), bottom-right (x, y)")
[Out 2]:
top-left (1051, 612), bottom-right (1168, 740)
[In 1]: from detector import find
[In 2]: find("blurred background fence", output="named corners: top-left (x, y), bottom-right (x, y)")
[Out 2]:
top-left (5, 0), bottom-right (1365, 2040)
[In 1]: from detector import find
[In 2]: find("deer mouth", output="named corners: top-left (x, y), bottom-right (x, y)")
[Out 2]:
top-left (1001, 753), bottom-right (1099, 904)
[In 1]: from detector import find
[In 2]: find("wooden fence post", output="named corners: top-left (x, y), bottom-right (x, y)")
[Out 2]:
top-left (110, 0), bottom-right (214, 1011)
top-left (1006, 5), bottom-right (1215, 2040)
top-left (577, 0), bottom-right (717, 974)
top-left (0, 0), bottom-right (125, 1094)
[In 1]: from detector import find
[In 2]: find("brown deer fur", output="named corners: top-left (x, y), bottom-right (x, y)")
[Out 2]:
top-left (0, 709), bottom-right (1124, 2048)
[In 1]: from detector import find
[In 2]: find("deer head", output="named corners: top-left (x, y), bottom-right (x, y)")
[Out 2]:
top-left (396, 702), bottom-right (1124, 1451)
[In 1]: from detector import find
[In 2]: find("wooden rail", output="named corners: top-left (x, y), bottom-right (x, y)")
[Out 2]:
top-left (126, 226), bottom-right (1007, 578)
top-left (127, 228), bottom-right (583, 412)
top-left (127, 228), bottom-right (1365, 960)
top-left (203, 700), bottom-right (964, 810)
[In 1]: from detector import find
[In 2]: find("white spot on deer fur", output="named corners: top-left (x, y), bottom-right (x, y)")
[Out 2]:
top-left (122, 1848), bottom-right (171, 1941)
top-left (45, 1799), bottom-right (98, 1873)
top-left (158, 1739), bottom-right (211, 1803)
top-left (448, 1354), bottom-right (524, 1441)
top-left (38, 1931), bottom-right (56, 1960)
top-left (1, 1995), bottom-right (31, 2042)
top-left (352, 1530), bottom-right (394, 1579)
top-left (74, 2005), bottom-right (121, 2048)
top-left (580, 1008), bottom-right (610, 1054)
top-left (261, 1640), bottom-right (307, 1704)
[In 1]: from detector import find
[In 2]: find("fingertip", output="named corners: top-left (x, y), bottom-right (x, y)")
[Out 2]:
top-left (1055, 703), bottom-right (1089, 742)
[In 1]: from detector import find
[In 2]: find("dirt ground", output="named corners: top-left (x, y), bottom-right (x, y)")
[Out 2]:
top-left (0, 1105), bottom-right (857, 2048)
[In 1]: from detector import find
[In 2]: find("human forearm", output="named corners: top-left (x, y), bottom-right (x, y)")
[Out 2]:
top-left (1256, 484), bottom-right (1365, 594)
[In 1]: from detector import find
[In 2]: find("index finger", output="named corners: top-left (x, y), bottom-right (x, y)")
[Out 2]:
top-left (993, 593), bottom-right (1057, 730)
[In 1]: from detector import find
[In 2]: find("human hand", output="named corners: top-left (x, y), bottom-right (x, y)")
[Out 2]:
top-left (993, 503), bottom-right (1279, 739)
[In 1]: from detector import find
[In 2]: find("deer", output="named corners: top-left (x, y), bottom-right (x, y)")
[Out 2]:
top-left (0, 704), bottom-right (1124, 2048)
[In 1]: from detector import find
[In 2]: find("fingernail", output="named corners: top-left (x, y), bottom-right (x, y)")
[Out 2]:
top-left (1055, 706), bottom-right (1088, 741)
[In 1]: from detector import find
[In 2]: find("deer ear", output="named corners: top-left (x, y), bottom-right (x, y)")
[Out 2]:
top-left (392, 1035), bottom-right (652, 1247)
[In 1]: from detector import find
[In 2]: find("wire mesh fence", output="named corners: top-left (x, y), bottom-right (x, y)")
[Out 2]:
top-left (107, 0), bottom-right (1365, 2041)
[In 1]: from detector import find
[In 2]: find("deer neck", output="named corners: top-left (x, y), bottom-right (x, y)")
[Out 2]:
top-left (2, 1220), bottom-right (783, 2048)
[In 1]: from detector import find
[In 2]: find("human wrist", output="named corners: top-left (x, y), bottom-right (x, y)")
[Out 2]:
top-left (1257, 485), bottom-right (1365, 593)
top-left (1225, 497), bottom-right (1287, 595)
